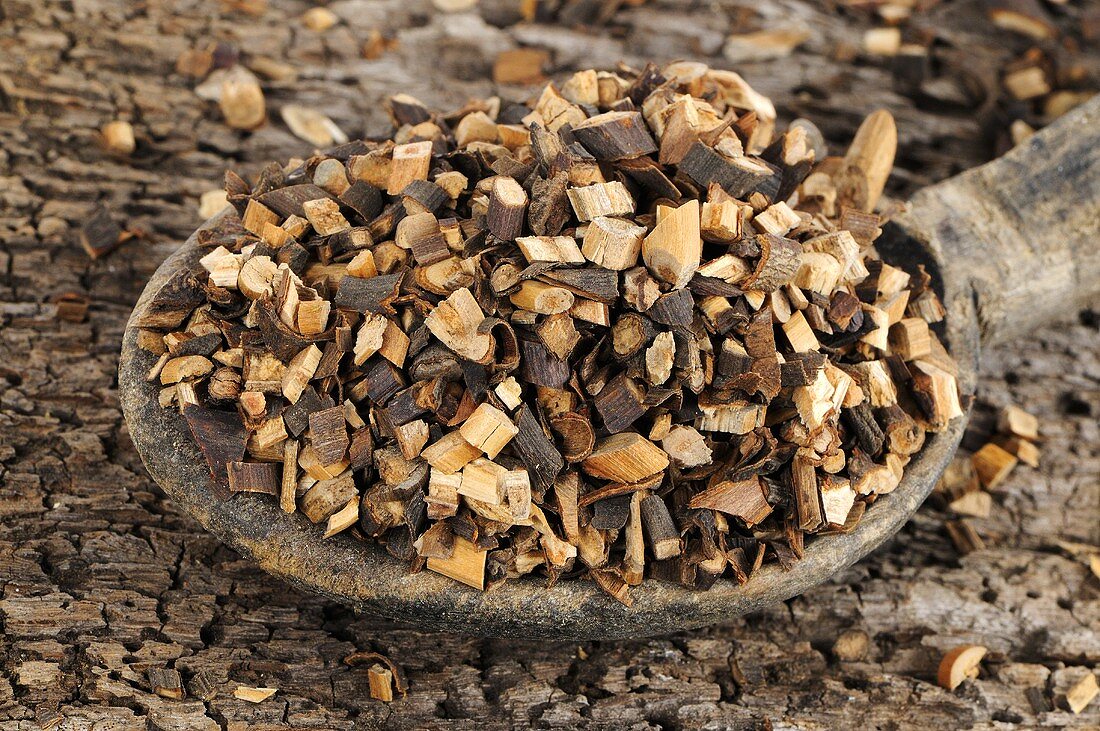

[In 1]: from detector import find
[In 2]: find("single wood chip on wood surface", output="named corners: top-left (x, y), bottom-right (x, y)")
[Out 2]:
top-left (937, 645), bottom-right (987, 690)
top-left (102, 120), bottom-right (136, 155)
top-left (150, 60), bottom-right (962, 604)
top-left (219, 67), bottom-right (265, 130)
top-left (233, 685), bottom-right (278, 703)
top-left (368, 664), bottom-right (395, 702)
top-left (281, 105), bottom-right (348, 148)
top-left (345, 650), bottom-right (409, 696)
top-left (80, 205), bottom-right (125, 259)
top-left (1052, 667), bottom-right (1099, 714)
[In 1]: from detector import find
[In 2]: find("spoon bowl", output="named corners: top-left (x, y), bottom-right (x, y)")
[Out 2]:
top-left (119, 97), bottom-right (1097, 639)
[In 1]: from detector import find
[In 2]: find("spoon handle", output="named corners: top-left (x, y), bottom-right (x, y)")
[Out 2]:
top-left (893, 95), bottom-right (1100, 347)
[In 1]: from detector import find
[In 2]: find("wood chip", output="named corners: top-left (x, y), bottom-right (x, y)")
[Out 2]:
top-left (642, 199), bottom-right (701, 289)
top-left (368, 664), bottom-right (395, 702)
top-left (972, 442), bottom-right (1018, 489)
top-left (582, 433), bottom-right (669, 484)
top-left (937, 645), bottom-right (987, 690)
top-left (1052, 667), bottom-right (1099, 714)
top-left (997, 404), bottom-right (1039, 441)
top-left (567, 182), bottom-right (634, 221)
top-left (689, 478), bottom-right (772, 525)
top-left (219, 68), bottom-right (265, 129)
top-left (281, 105), bottom-right (348, 147)
top-left (388, 141), bottom-right (433, 195)
top-left (572, 111), bottom-right (657, 161)
top-left (487, 176), bottom-right (528, 241)
top-left (426, 535), bottom-right (487, 589)
top-left (102, 120), bottom-right (136, 155)
top-left (234, 686), bottom-right (278, 703)
top-left (459, 403), bottom-right (518, 459)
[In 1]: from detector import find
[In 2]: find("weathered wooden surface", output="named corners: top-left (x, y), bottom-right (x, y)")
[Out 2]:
top-left (0, 0), bottom-right (1097, 728)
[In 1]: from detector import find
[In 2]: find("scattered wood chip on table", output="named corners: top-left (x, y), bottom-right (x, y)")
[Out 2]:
top-left (140, 60), bottom-right (963, 605)
top-left (935, 401), bottom-right (1040, 548)
top-left (233, 685), bottom-right (278, 703)
top-left (1052, 666), bottom-right (1099, 714)
top-left (937, 644), bottom-right (988, 690)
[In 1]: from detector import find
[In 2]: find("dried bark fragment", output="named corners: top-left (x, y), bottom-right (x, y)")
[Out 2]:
top-left (679, 142), bottom-right (775, 198)
top-left (309, 406), bottom-right (349, 465)
top-left (487, 176), bottom-right (528, 241)
top-left (136, 269), bottom-right (206, 329)
top-left (572, 111), bottom-right (658, 160)
top-left (528, 172), bottom-right (571, 235)
top-left (229, 445), bottom-right (281, 486)
top-left (593, 373), bottom-right (646, 434)
top-left (183, 406), bottom-right (247, 495)
top-left (80, 205), bottom-right (124, 259)
top-left (512, 405), bottom-right (565, 491)
top-left (333, 273), bottom-right (402, 315)
top-left (742, 234), bottom-right (801, 292)
top-left (640, 492), bottom-right (679, 560)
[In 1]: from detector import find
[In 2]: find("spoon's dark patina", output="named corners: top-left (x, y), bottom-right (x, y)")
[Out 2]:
top-left (119, 97), bottom-right (1099, 640)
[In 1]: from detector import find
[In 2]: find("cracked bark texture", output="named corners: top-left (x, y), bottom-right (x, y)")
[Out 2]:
top-left (1, 0), bottom-right (1098, 728)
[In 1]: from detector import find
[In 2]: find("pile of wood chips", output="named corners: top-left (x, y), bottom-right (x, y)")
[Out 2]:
top-left (141, 61), bottom-right (964, 603)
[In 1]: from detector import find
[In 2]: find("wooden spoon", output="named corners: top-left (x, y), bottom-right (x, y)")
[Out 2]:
top-left (118, 97), bottom-right (1100, 640)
